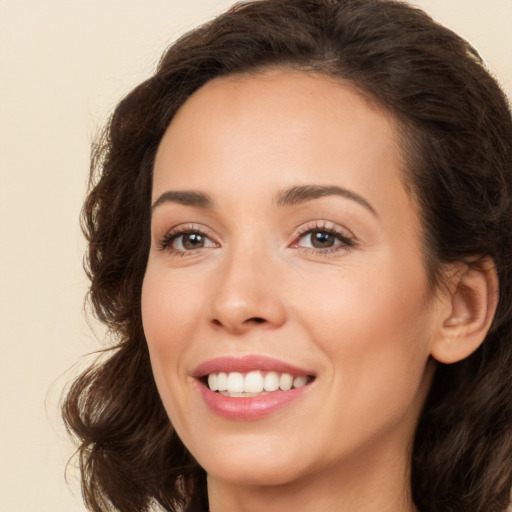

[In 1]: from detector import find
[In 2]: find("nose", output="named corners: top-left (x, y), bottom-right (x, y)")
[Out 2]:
top-left (208, 246), bottom-right (287, 335)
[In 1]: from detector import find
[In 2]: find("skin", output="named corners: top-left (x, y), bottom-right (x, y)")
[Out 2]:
top-left (141, 70), bottom-right (449, 512)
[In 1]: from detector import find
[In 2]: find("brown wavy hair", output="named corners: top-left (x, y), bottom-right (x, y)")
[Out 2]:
top-left (62, 1), bottom-right (512, 511)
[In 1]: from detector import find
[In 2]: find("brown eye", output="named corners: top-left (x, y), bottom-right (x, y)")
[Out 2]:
top-left (160, 229), bottom-right (218, 253)
top-left (295, 227), bottom-right (354, 252)
top-left (179, 232), bottom-right (206, 250)
top-left (310, 230), bottom-right (336, 248)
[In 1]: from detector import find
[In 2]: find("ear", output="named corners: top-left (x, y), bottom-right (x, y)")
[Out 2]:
top-left (431, 257), bottom-right (499, 364)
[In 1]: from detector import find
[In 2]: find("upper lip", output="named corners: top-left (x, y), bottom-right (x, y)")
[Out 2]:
top-left (193, 355), bottom-right (315, 378)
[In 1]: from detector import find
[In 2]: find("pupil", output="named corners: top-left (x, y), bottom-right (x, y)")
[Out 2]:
top-left (183, 233), bottom-right (204, 250)
top-left (312, 231), bottom-right (333, 248)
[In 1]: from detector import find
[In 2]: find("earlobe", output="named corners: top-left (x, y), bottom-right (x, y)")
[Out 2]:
top-left (430, 257), bottom-right (499, 364)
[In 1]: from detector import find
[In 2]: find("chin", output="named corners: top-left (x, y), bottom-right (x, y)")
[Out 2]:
top-left (205, 461), bottom-right (303, 487)
top-left (192, 436), bottom-right (309, 487)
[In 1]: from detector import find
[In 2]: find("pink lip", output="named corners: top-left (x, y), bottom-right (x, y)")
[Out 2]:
top-left (197, 383), bottom-right (310, 420)
top-left (193, 356), bottom-right (315, 420)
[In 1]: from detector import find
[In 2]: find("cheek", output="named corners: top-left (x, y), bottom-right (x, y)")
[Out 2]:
top-left (294, 254), bottom-right (434, 398)
top-left (141, 271), bottom-right (200, 397)
top-left (141, 271), bottom-right (204, 429)
top-left (299, 256), bottom-right (430, 335)
top-left (141, 270), bottom-right (203, 351)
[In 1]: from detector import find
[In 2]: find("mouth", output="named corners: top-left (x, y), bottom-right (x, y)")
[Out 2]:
top-left (203, 370), bottom-right (314, 397)
top-left (194, 356), bottom-right (316, 398)
top-left (193, 357), bottom-right (316, 420)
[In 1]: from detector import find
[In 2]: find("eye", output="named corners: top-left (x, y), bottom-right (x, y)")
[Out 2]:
top-left (159, 228), bottom-right (218, 254)
top-left (173, 232), bottom-right (210, 251)
top-left (302, 230), bottom-right (339, 249)
top-left (292, 224), bottom-right (355, 253)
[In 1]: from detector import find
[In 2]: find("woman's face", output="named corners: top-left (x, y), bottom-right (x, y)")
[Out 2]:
top-left (142, 71), bottom-right (442, 488)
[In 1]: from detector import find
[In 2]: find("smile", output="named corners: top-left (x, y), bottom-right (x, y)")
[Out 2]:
top-left (207, 371), bottom-right (311, 396)
top-left (194, 356), bottom-right (316, 419)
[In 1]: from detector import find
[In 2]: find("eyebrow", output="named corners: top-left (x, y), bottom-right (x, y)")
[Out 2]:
top-left (275, 184), bottom-right (377, 216)
top-left (152, 190), bottom-right (213, 210)
top-left (151, 184), bottom-right (377, 216)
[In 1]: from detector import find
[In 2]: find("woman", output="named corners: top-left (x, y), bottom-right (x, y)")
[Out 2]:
top-left (62, 0), bottom-right (512, 511)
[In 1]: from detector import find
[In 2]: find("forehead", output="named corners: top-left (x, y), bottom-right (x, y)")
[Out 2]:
top-left (156, 70), bottom-right (400, 164)
top-left (153, 70), bottom-right (413, 219)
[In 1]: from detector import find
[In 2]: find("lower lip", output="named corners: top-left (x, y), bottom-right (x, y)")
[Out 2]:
top-left (197, 382), bottom-right (310, 420)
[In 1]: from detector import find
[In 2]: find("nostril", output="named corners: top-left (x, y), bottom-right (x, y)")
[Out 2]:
top-left (248, 317), bottom-right (266, 324)
top-left (210, 317), bottom-right (266, 328)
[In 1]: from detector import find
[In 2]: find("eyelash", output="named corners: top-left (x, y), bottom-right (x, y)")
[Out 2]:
top-left (292, 222), bottom-right (355, 254)
top-left (158, 224), bottom-right (218, 256)
top-left (157, 222), bottom-right (355, 256)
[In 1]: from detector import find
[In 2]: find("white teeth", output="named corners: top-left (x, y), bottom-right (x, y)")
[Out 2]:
top-left (227, 372), bottom-right (244, 393)
top-left (208, 373), bottom-right (218, 391)
top-left (206, 371), bottom-right (311, 394)
top-left (244, 371), bottom-right (264, 393)
top-left (293, 376), bottom-right (308, 388)
top-left (217, 372), bottom-right (228, 392)
top-left (263, 371), bottom-right (280, 391)
top-left (279, 373), bottom-right (293, 391)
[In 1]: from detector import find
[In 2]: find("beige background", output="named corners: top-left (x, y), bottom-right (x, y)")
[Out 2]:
top-left (1, 1), bottom-right (511, 510)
